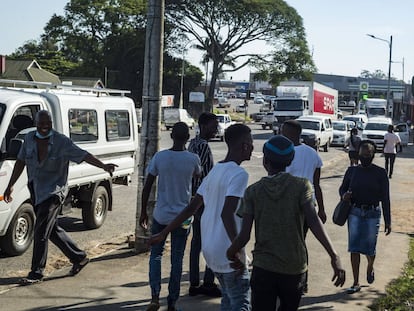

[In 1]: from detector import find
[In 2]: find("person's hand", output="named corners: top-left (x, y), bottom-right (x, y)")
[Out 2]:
top-left (342, 190), bottom-right (352, 202)
top-left (318, 209), bottom-right (327, 224)
top-left (385, 224), bottom-right (392, 235)
top-left (148, 232), bottom-right (166, 246)
top-left (330, 255), bottom-right (346, 287)
top-left (103, 163), bottom-right (118, 177)
top-left (3, 186), bottom-right (13, 203)
top-left (139, 211), bottom-right (148, 229)
top-left (226, 249), bottom-right (245, 271)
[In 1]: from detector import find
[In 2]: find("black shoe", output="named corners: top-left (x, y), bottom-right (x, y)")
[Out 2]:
top-left (20, 275), bottom-right (43, 286)
top-left (69, 257), bottom-right (90, 276)
top-left (301, 283), bottom-right (308, 295)
top-left (189, 285), bottom-right (201, 296)
top-left (389, 175), bottom-right (392, 179)
top-left (199, 283), bottom-right (222, 297)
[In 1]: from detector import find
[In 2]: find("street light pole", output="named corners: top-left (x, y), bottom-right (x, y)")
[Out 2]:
top-left (366, 34), bottom-right (393, 118)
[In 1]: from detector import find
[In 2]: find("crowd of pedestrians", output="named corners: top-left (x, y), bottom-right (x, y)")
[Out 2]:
top-left (3, 110), bottom-right (397, 311)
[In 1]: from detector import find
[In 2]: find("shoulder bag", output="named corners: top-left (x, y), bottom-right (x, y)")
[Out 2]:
top-left (333, 168), bottom-right (357, 226)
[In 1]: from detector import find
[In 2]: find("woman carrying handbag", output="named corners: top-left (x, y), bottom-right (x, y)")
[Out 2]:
top-left (338, 140), bottom-right (391, 294)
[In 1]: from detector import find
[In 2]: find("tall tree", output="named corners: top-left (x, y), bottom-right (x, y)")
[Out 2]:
top-left (359, 69), bottom-right (387, 80)
top-left (166, 0), bottom-right (315, 109)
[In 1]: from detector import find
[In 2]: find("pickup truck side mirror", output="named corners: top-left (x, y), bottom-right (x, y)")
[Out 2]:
top-left (7, 138), bottom-right (24, 159)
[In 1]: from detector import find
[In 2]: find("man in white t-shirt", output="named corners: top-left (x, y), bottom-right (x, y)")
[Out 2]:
top-left (149, 124), bottom-right (254, 311)
top-left (281, 119), bottom-right (326, 294)
top-left (383, 125), bottom-right (401, 179)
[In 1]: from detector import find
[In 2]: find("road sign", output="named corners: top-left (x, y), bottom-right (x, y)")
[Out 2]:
top-left (359, 82), bottom-right (369, 91)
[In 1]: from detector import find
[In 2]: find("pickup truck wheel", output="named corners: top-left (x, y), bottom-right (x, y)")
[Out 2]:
top-left (0, 203), bottom-right (34, 256)
top-left (220, 135), bottom-right (224, 142)
top-left (82, 186), bottom-right (109, 229)
top-left (166, 126), bottom-right (171, 131)
top-left (261, 124), bottom-right (267, 130)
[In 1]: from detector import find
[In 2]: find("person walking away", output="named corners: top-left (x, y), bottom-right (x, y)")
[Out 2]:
top-left (383, 125), bottom-right (401, 179)
top-left (226, 135), bottom-right (345, 311)
top-left (281, 120), bottom-right (327, 294)
top-left (140, 122), bottom-right (201, 311)
top-left (149, 124), bottom-right (254, 311)
top-left (339, 140), bottom-right (391, 294)
top-left (188, 112), bottom-right (221, 297)
top-left (3, 110), bottom-right (117, 285)
top-left (345, 127), bottom-right (362, 166)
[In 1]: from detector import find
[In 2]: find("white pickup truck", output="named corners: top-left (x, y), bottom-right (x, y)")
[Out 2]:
top-left (261, 112), bottom-right (277, 130)
top-left (216, 114), bottom-right (236, 141)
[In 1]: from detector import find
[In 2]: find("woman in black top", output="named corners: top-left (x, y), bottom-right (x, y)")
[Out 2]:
top-left (339, 140), bottom-right (391, 294)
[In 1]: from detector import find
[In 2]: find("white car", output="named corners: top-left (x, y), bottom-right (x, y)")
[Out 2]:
top-left (395, 123), bottom-right (410, 146)
top-left (235, 104), bottom-right (246, 112)
top-left (331, 121), bottom-right (351, 147)
top-left (361, 117), bottom-right (393, 150)
top-left (216, 114), bottom-right (236, 141)
top-left (296, 115), bottom-right (334, 152)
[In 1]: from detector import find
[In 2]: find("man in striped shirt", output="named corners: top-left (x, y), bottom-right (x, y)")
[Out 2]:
top-left (188, 112), bottom-right (221, 297)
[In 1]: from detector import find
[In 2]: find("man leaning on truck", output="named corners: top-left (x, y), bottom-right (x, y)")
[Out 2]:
top-left (3, 110), bottom-right (117, 285)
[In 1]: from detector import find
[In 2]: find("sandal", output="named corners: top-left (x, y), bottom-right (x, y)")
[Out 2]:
top-left (367, 269), bottom-right (375, 284)
top-left (69, 257), bottom-right (90, 276)
top-left (146, 302), bottom-right (160, 311)
top-left (346, 285), bottom-right (361, 294)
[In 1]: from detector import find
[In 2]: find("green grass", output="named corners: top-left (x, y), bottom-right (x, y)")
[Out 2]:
top-left (370, 237), bottom-right (414, 311)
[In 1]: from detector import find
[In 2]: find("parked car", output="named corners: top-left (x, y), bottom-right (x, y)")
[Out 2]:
top-left (235, 104), bottom-right (246, 113)
top-left (217, 96), bottom-right (230, 108)
top-left (331, 120), bottom-right (351, 147)
top-left (254, 97), bottom-right (265, 105)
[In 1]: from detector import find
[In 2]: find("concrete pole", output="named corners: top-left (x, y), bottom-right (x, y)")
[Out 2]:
top-left (135, 0), bottom-right (164, 253)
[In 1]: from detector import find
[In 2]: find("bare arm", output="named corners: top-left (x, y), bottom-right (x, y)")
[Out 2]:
top-left (304, 201), bottom-right (345, 287)
top-left (148, 194), bottom-right (203, 245)
top-left (83, 153), bottom-right (118, 177)
top-left (313, 168), bottom-right (326, 223)
top-left (226, 213), bottom-right (253, 267)
top-left (221, 196), bottom-right (242, 242)
top-left (139, 174), bottom-right (156, 229)
top-left (3, 159), bottom-right (26, 203)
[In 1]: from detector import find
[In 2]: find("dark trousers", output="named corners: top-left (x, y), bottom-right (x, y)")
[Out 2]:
top-left (189, 207), bottom-right (215, 287)
top-left (30, 195), bottom-right (86, 278)
top-left (251, 266), bottom-right (305, 311)
top-left (384, 153), bottom-right (396, 176)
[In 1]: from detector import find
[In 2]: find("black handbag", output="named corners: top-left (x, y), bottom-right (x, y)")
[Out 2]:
top-left (332, 200), bottom-right (351, 226)
top-left (333, 168), bottom-right (357, 226)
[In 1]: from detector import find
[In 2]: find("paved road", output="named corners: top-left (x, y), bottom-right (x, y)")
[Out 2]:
top-left (0, 122), bottom-right (412, 310)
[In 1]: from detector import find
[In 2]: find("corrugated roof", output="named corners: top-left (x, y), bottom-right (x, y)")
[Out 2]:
top-left (0, 59), bottom-right (61, 84)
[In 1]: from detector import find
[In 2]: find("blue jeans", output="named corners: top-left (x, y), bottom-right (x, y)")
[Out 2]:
top-left (215, 269), bottom-right (251, 311)
top-left (149, 218), bottom-right (189, 306)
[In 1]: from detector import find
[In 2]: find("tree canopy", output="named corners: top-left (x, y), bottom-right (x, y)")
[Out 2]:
top-left (166, 0), bottom-right (316, 107)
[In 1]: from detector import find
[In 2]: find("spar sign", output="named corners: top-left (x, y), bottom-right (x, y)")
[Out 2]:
top-left (314, 90), bottom-right (335, 114)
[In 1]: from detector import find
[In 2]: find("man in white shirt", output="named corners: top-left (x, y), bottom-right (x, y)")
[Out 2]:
top-left (383, 125), bottom-right (401, 179)
top-left (149, 124), bottom-right (254, 311)
top-left (281, 120), bottom-right (326, 294)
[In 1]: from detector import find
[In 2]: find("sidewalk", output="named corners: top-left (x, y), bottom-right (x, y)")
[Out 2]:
top-left (0, 147), bottom-right (412, 311)
top-left (0, 229), bottom-right (409, 311)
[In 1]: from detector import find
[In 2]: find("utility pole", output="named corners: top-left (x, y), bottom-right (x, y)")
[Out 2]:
top-left (135, 0), bottom-right (164, 253)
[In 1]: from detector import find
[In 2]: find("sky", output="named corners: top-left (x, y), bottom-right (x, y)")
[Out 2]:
top-left (0, 0), bottom-right (412, 83)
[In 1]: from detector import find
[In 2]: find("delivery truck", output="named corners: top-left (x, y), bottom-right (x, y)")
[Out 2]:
top-left (271, 81), bottom-right (338, 132)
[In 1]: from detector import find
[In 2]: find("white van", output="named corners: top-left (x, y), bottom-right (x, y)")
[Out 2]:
top-left (163, 108), bottom-right (195, 130)
top-left (0, 80), bottom-right (139, 256)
